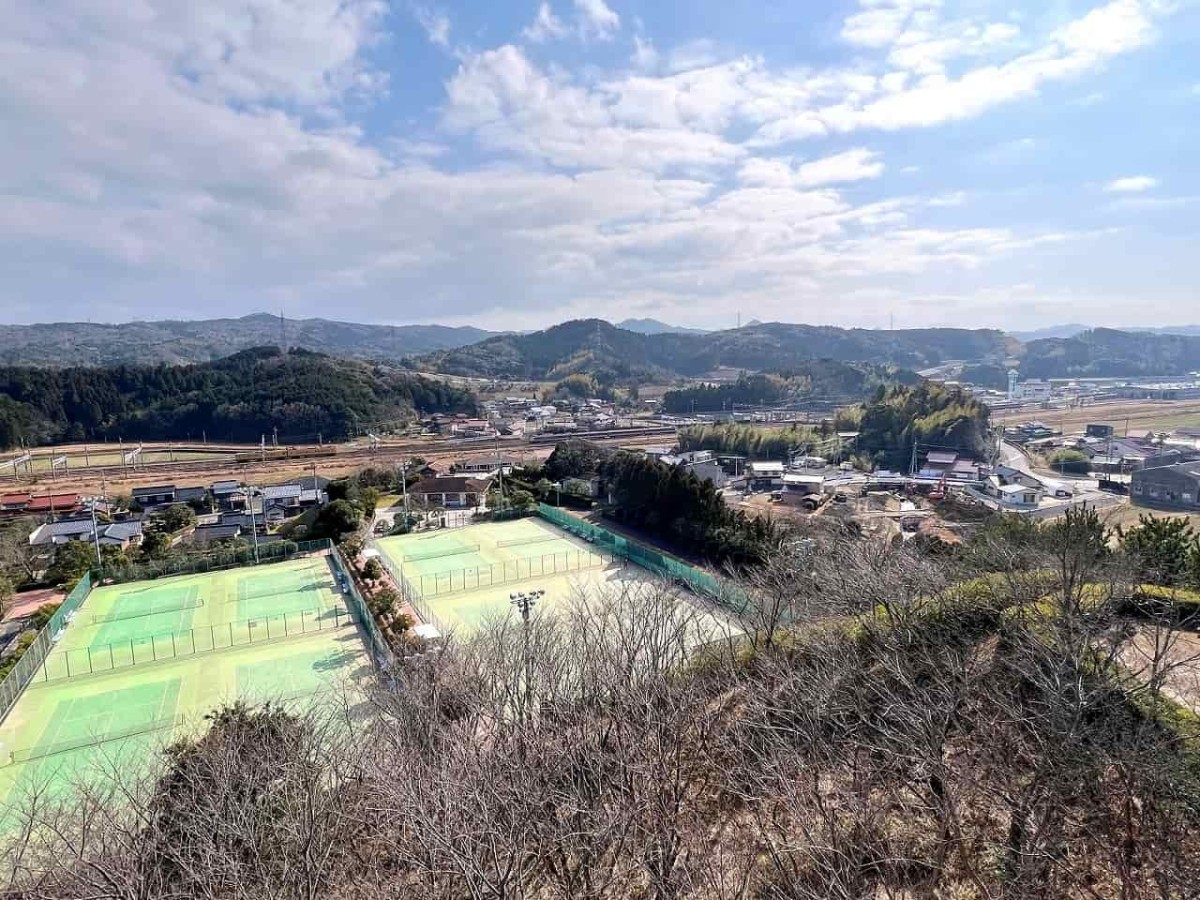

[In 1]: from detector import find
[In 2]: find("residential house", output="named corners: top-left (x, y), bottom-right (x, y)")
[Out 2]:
top-left (211, 480), bottom-right (247, 510)
top-left (25, 493), bottom-right (83, 515)
top-left (174, 486), bottom-right (210, 508)
top-left (995, 483), bottom-right (1046, 509)
top-left (659, 450), bottom-right (729, 488)
top-left (455, 456), bottom-right (518, 476)
top-left (919, 451), bottom-right (959, 477)
top-left (947, 458), bottom-right (987, 483)
top-left (780, 472), bottom-right (825, 505)
top-left (1131, 462), bottom-right (1200, 511)
top-left (217, 512), bottom-right (267, 534)
top-left (747, 462), bottom-right (785, 491)
top-left (28, 517), bottom-right (143, 549)
top-left (188, 523), bottom-right (244, 546)
top-left (989, 465), bottom-right (1043, 491)
top-left (261, 483), bottom-right (303, 517)
top-left (131, 485), bottom-right (177, 509)
top-left (409, 475), bottom-right (493, 509)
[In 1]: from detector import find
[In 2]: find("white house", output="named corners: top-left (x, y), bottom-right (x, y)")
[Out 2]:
top-left (995, 483), bottom-right (1046, 508)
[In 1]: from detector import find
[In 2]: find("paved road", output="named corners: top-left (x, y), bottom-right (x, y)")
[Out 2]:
top-left (998, 441), bottom-right (1123, 518)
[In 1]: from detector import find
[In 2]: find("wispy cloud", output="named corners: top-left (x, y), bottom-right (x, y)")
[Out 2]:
top-left (522, 3), bottom-right (567, 43)
top-left (414, 5), bottom-right (451, 47)
top-left (1104, 175), bottom-right (1158, 193)
top-left (573, 0), bottom-right (620, 40)
top-left (739, 149), bottom-right (885, 189)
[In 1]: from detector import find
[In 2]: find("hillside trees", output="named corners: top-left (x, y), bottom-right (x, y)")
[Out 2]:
top-left (836, 382), bottom-right (990, 470)
top-left (676, 422), bottom-right (825, 460)
top-left (0, 348), bottom-right (477, 449)
top-left (601, 451), bottom-right (776, 564)
top-left (543, 439), bottom-right (613, 482)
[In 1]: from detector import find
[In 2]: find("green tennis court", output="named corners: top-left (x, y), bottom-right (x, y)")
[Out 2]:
top-left (375, 518), bottom-right (738, 637)
top-left (0, 554), bottom-right (373, 816)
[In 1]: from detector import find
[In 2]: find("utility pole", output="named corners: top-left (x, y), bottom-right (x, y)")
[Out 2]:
top-left (89, 497), bottom-right (103, 568)
top-left (246, 485), bottom-right (261, 565)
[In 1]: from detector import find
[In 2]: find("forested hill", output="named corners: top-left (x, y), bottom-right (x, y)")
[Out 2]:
top-left (0, 348), bottom-right (476, 448)
top-left (660, 365), bottom-right (919, 413)
top-left (0, 314), bottom-right (495, 367)
top-left (1019, 328), bottom-right (1200, 377)
top-left (413, 319), bottom-right (1009, 381)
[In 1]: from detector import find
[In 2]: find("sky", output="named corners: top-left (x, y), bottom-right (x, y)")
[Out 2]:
top-left (2, 0), bottom-right (1199, 332)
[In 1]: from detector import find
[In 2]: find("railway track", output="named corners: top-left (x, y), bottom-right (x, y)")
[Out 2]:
top-left (5, 428), bottom-right (681, 496)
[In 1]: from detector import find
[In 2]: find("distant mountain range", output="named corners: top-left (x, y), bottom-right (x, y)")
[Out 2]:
top-left (411, 319), bottom-right (1009, 382)
top-left (615, 318), bottom-right (709, 336)
top-left (0, 314), bottom-right (496, 367)
top-left (3, 313), bottom-right (1199, 383)
top-left (1009, 323), bottom-right (1200, 341)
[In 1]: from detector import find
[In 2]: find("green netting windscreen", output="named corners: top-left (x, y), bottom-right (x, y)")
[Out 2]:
top-left (536, 504), bottom-right (749, 615)
top-left (330, 546), bottom-right (394, 669)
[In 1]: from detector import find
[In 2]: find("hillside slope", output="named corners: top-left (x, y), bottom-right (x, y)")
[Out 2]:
top-left (0, 314), bottom-right (495, 367)
top-left (0, 348), bottom-right (476, 447)
top-left (1020, 328), bottom-right (1200, 377)
top-left (415, 319), bottom-right (1010, 381)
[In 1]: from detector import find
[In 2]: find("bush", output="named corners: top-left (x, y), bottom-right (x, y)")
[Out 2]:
top-left (1048, 449), bottom-right (1091, 475)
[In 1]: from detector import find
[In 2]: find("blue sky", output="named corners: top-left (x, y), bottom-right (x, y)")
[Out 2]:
top-left (2, 0), bottom-right (1198, 331)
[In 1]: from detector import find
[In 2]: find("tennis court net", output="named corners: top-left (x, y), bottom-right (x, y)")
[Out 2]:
top-left (39, 606), bottom-right (353, 683)
top-left (496, 535), bottom-right (563, 548)
top-left (8, 717), bottom-right (177, 765)
top-left (401, 544), bottom-right (480, 562)
top-left (413, 549), bottom-right (611, 598)
top-left (89, 598), bottom-right (204, 625)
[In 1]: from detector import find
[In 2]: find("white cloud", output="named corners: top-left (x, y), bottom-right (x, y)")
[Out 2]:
top-left (1104, 175), bottom-right (1158, 192)
top-left (632, 34), bottom-right (658, 70)
top-left (443, 46), bottom-right (745, 171)
top-left (928, 191), bottom-right (966, 207)
top-left (739, 149), bottom-right (885, 189)
top-left (744, 0), bottom-right (1157, 145)
top-left (414, 6), bottom-right (451, 47)
top-left (0, 0), bottom-right (1189, 329)
top-left (522, 3), bottom-right (567, 43)
top-left (573, 0), bottom-right (620, 40)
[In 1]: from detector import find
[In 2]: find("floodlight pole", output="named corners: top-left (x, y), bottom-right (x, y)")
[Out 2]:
top-left (510, 589), bottom-right (544, 720)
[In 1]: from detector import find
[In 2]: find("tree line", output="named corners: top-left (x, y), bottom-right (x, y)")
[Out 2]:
top-left (0, 347), bottom-right (476, 448)
top-left (836, 381), bottom-right (992, 470)
top-left (601, 451), bottom-right (777, 565)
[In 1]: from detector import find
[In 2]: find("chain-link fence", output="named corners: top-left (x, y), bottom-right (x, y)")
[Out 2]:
top-left (536, 504), bottom-right (750, 615)
top-left (0, 573), bottom-right (95, 721)
top-left (100, 538), bottom-right (331, 583)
